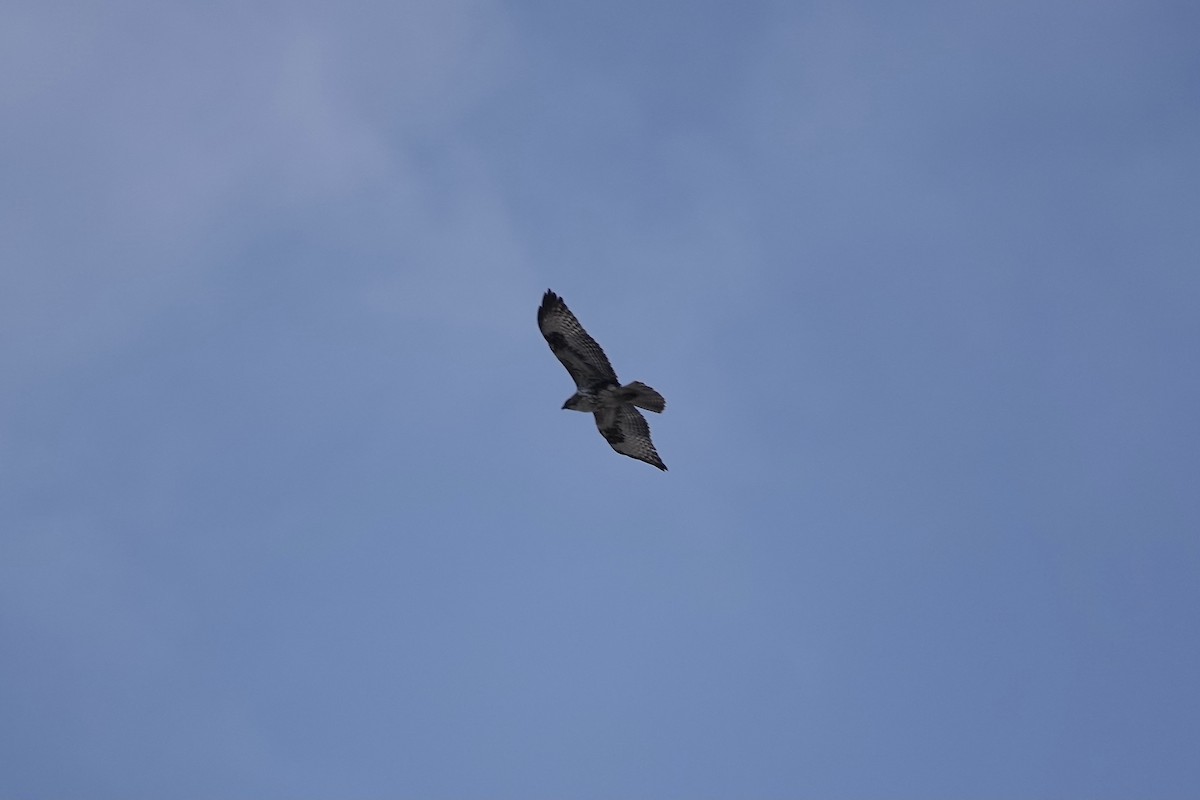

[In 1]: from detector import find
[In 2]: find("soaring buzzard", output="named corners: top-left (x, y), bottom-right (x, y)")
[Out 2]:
top-left (538, 290), bottom-right (667, 470)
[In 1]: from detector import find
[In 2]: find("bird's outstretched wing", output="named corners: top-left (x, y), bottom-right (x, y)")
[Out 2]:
top-left (594, 405), bottom-right (667, 471)
top-left (538, 290), bottom-right (618, 390)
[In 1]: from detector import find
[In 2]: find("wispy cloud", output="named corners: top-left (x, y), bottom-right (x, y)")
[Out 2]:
top-left (1, 1), bottom-right (524, 385)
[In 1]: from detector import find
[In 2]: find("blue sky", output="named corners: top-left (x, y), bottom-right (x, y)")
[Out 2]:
top-left (3, 1), bottom-right (1198, 797)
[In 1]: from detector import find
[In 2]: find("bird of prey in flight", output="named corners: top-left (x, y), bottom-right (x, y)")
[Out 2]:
top-left (538, 290), bottom-right (667, 470)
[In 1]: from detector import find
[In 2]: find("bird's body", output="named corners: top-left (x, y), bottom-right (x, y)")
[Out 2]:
top-left (538, 290), bottom-right (667, 470)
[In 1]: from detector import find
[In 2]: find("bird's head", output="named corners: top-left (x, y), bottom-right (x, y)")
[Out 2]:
top-left (562, 392), bottom-right (587, 411)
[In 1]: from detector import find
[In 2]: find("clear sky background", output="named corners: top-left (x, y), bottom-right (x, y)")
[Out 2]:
top-left (3, 1), bottom-right (1198, 798)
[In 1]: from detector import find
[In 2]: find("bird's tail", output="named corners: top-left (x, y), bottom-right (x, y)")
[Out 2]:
top-left (622, 381), bottom-right (666, 413)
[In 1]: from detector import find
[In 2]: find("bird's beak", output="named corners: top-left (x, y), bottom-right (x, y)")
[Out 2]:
top-left (561, 401), bottom-right (571, 410)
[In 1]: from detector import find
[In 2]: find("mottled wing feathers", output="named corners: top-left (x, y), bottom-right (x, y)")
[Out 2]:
top-left (538, 290), bottom-right (618, 390)
top-left (540, 290), bottom-right (667, 471)
top-left (594, 405), bottom-right (667, 471)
